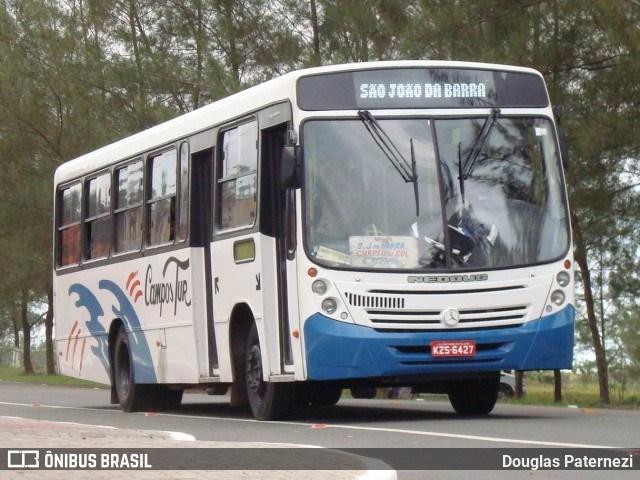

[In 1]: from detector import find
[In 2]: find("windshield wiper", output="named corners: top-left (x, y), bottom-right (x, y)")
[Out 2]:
top-left (458, 108), bottom-right (500, 205)
top-left (358, 110), bottom-right (420, 216)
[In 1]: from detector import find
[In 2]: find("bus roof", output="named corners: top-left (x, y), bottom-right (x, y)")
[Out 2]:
top-left (54, 60), bottom-right (543, 185)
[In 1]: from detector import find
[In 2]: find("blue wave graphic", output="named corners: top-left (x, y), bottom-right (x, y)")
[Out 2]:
top-left (68, 280), bottom-right (157, 383)
top-left (68, 284), bottom-right (110, 376)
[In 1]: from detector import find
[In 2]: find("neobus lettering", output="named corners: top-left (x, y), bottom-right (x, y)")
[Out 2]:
top-left (407, 273), bottom-right (488, 283)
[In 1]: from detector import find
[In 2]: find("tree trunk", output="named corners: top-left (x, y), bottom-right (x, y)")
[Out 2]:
top-left (554, 369), bottom-right (562, 402)
top-left (515, 371), bottom-right (524, 399)
top-left (572, 213), bottom-right (610, 403)
top-left (46, 284), bottom-right (55, 374)
top-left (21, 289), bottom-right (34, 374)
top-left (309, 0), bottom-right (321, 66)
top-left (12, 307), bottom-right (20, 349)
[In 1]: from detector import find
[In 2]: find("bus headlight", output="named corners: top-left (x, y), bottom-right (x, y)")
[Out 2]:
top-left (322, 298), bottom-right (338, 315)
top-left (311, 279), bottom-right (328, 296)
top-left (550, 290), bottom-right (566, 306)
top-left (556, 271), bottom-right (570, 287)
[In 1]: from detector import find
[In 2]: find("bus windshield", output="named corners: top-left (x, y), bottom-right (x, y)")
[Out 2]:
top-left (303, 116), bottom-right (569, 271)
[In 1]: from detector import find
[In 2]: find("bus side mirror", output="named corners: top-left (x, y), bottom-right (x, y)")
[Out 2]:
top-left (281, 145), bottom-right (302, 189)
top-left (558, 129), bottom-right (569, 169)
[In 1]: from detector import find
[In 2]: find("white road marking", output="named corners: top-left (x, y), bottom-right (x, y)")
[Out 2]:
top-left (0, 400), bottom-right (620, 449)
top-left (168, 431), bottom-right (196, 441)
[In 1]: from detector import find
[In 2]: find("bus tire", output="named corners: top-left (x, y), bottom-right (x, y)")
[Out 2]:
top-left (448, 375), bottom-right (500, 415)
top-left (350, 387), bottom-right (377, 399)
top-left (498, 383), bottom-right (515, 399)
top-left (245, 323), bottom-right (296, 420)
top-left (153, 386), bottom-right (183, 411)
top-left (309, 385), bottom-right (342, 406)
top-left (114, 326), bottom-right (150, 412)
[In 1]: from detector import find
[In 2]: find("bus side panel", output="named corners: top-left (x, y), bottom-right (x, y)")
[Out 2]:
top-left (54, 252), bottom-right (202, 385)
top-left (211, 233), bottom-right (265, 382)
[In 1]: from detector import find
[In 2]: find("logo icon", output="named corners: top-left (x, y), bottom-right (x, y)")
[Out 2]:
top-left (126, 271), bottom-right (143, 303)
top-left (7, 450), bottom-right (39, 469)
top-left (441, 308), bottom-right (460, 327)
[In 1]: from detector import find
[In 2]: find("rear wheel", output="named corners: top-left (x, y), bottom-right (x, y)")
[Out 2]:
top-left (350, 387), bottom-right (377, 399)
top-left (246, 323), bottom-right (296, 420)
top-left (498, 383), bottom-right (515, 399)
top-left (114, 326), bottom-right (151, 412)
top-left (448, 375), bottom-right (500, 415)
top-left (153, 386), bottom-right (184, 411)
top-left (309, 385), bottom-right (342, 406)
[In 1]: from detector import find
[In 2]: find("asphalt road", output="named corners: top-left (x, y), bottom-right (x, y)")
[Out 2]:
top-left (1, 381), bottom-right (639, 479)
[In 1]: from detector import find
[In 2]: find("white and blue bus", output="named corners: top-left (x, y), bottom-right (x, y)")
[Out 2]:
top-left (54, 61), bottom-right (574, 420)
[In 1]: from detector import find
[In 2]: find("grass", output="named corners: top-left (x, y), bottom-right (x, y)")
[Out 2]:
top-left (0, 364), bottom-right (106, 389)
top-left (501, 379), bottom-right (640, 410)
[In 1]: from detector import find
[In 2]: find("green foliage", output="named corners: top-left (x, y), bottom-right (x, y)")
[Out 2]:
top-left (503, 377), bottom-right (640, 409)
top-left (0, 0), bottom-right (638, 394)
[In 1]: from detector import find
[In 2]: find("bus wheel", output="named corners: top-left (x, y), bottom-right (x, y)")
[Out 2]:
top-left (153, 386), bottom-right (184, 411)
top-left (310, 385), bottom-right (342, 406)
top-left (245, 323), bottom-right (295, 420)
top-left (114, 326), bottom-right (149, 412)
top-left (350, 387), bottom-right (377, 399)
top-left (448, 375), bottom-right (500, 415)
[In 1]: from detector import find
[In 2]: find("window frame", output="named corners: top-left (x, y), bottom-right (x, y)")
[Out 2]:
top-left (84, 171), bottom-right (112, 261)
top-left (215, 118), bottom-right (259, 233)
top-left (57, 182), bottom-right (83, 268)
top-left (146, 147), bottom-right (178, 248)
top-left (113, 158), bottom-right (144, 255)
top-left (177, 141), bottom-right (190, 242)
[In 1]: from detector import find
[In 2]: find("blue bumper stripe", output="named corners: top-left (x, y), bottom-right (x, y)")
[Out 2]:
top-left (304, 305), bottom-right (574, 381)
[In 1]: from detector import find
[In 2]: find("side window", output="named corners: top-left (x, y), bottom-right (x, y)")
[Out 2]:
top-left (178, 142), bottom-right (189, 241)
top-left (148, 149), bottom-right (177, 245)
top-left (115, 161), bottom-right (143, 253)
top-left (85, 173), bottom-right (111, 260)
top-left (58, 183), bottom-right (82, 266)
top-left (217, 120), bottom-right (258, 230)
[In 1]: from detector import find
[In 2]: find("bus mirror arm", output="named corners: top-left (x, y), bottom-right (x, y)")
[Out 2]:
top-left (554, 106), bottom-right (569, 169)
top-left (281, 145), bottom-right (302, 189)
top-left (558, 129), bottom-right (570, 169)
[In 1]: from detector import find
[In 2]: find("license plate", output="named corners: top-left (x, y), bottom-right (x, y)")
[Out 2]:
top-left (431, 340), bottom-right (476, 357)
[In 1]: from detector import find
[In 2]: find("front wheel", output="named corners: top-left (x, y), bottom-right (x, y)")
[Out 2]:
top-left (245, 323), bottom-right (296, 420)
top-left (448, 375), bottom-right (500, 415)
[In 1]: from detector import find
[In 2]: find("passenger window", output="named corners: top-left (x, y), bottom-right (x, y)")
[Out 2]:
top-left (85, 173), bottom-right (111, 259)
top-left (148, 150), bottom-right (177, 245)
top-left (114, 161), bottom-right (143, 253)
top-left (217, 121), bottom-right (258, 230)
top-left (59, 183), bottom-right (82, 266)
top-left (178, 142), bottom-right (189, 241)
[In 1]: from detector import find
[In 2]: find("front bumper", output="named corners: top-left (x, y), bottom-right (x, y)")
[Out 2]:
top-left (303, 305), bottom-right (574, 380)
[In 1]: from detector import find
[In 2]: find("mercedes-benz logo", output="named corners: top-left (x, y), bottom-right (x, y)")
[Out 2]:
top-left (441, 308), bottom-right (460, 327)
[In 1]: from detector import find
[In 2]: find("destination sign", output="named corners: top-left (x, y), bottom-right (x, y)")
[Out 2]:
top-left (358, 81), bottom-right (487, 101)
top-left (297, 67), bottom-right (549, 110)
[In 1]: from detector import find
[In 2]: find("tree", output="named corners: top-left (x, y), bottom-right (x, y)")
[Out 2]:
top-left (0, 0), bottom-right (638, 394)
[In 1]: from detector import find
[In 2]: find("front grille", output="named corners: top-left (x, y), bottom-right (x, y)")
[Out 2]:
top-left (368, 305), bottom-right (528, 327)
top-left (345, 292), bottom-right (405, 309)
top-left (342, 285), bottom-right (532, 331)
